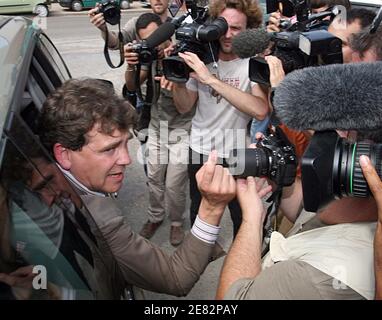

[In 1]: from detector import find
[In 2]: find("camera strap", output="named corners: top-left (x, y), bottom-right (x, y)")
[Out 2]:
top-left (261, 186), bottom-right (283, 257)
top-left (103, 23), bottom-right (125, 69)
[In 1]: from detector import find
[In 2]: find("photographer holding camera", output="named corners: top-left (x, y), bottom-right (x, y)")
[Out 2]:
top-left (217, 64), bottom-right (382, 300)
top-left (88, 0), bottom-right (171, 50)
top-left (124, 12), bottom-right (195, 245)
top-left (165, 0), bottom-right (270, 237)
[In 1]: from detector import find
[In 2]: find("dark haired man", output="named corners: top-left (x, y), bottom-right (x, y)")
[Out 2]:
top-left (350, 24), bottom-right (382, 62)
top-left (124, 12), bottom-right (195, 245)
top-left (328, 8), bottom-right (377, 63)
top-left (39, 78), bottom-right (233, 298)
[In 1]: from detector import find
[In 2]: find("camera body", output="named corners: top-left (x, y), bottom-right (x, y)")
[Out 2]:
top-left (228, 127), bottom-right (297, 187)
top-left (162, 4), bottom-right (228, 83)
top-left (131, 41), bottom-right (158, 66)
top-left (250, 0), bottom-right (342, 85)
top-left (97, 0), bottom-right (121, 25)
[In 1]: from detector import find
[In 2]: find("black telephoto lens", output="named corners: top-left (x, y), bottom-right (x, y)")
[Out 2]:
top-left (227, 148), bottom-right (270, 178)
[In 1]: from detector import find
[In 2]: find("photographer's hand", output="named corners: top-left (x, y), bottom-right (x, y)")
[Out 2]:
top-left (216, 175), bottom-right (271, 300)
top-left (360, 155), bottom-right (382, 299)
top-left (124, 42), bottom-right (139, 66)
top-left (88, 6), bottom-right (106, 32)
top-left (178, 52), bottom-right (214, 84)
top-left (236, 177), bottom-right (272, 224)
top-left (265, 55), bottom-right (285, 88)
top-left (267, 11), bottom-right (282, 33)
top-left (196, 150), bottom-right (236, 226)
top-left (154, 75), bottom-right (174, 91)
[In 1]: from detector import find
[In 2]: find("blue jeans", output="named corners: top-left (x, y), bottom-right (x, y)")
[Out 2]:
top-left (250, 116), bottom-right (270, 143)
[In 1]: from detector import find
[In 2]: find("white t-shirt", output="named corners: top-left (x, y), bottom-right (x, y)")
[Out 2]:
top-left (186, 58), bottom-right (254, 158)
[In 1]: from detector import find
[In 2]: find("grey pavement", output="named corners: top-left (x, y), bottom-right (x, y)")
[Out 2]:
top-left (42, 5), bottom-right (236, 300)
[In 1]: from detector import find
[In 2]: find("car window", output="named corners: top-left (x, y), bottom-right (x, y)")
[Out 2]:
top-left (36, 34), bottom-right (71, 85)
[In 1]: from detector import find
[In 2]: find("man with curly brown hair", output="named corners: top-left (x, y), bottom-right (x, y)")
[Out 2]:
top-left (167, 0), bottom-right (270, 237)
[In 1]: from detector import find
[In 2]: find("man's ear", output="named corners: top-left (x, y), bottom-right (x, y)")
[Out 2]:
top-left (53, 143), bottom-right (72, 170)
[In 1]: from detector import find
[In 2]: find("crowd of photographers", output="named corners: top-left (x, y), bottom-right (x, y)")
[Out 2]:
top-left (89, 0), bottom-right (382, 299)
top-left (87, 0), bottom-right (382, 299)
top-left (2, 0), bottom-right (382, 300)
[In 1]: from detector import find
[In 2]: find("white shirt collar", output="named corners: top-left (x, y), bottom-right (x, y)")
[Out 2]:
top-left (56, 163), bottom-right (107, 198)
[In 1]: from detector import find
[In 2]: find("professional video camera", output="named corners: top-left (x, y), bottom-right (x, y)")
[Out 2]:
top-left (228, 126), bottom-right (298, 188)
top-left (97, 0), bottom-right (121, 25)
top-left (162, 0), bottom-right (228, 83)
top-left (249, 0), bottom-right (343, 85)
top-left (301, 131), bottom-right (382, 212)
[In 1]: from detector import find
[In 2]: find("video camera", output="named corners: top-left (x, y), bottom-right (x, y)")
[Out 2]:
top-left (162, 0), bottom-right (228, 83)
top-left (250, 0), bottom-right (342, 85)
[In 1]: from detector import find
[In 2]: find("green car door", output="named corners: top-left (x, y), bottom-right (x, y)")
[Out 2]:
top-left (0, 0), bottom-right (50, 16)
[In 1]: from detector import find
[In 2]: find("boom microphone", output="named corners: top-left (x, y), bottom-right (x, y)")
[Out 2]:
top-left (232, 28), bottom-right (272, 58)
top-left (145, 22), bottom-right (176, 49)
top-left (273, 62), bottom-right (382, 134)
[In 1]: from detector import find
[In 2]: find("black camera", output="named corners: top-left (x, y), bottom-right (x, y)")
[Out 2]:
top-left (301, 131), bottom-right (382, 212)
top-left (250, 0), bottom-right (342, 85)
top-left (131, 42), bottom-right (158, 66)
top-left (249, 29), bottom-right (343, 85)
top-left (162, 3), bottom-right (228, 83)
top-left (97, 0), bottom-right (121, 25)
top-left (227, 127), bottom-right (298, 187)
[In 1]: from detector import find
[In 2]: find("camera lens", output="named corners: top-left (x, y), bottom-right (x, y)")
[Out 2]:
top-left (228, 148), bottom-right (270, 178)
top-left (163, 56), bottom-right (190, 83)
top-left (334, 140), bottom-right (382, 198)
top-left (103, 5), bottom-right (120, 25)
top-left (139, 50), bottom-right (153, 65)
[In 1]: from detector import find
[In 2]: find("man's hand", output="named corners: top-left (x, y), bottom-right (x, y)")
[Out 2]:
top-left (236, 177), bottom-right (272, 223)
top-left (124, 42), bottom-right (139, 65)
top-left (196, 150), bottom-right (236, 225)
top-left (88, 6), bottom-right (106, 32)
top-left (265, 55), bottom-right (285, 88)
top-left (267, 11), bottom-right (282, 33)
top-left (360, 154), bottom-right (382, 300)
top-left (154, 75), bottom-right (174, 91)
top-left (178, 52), bottom-right (214, 85)
top-left (0, 266), bottom-right (35, 289)
top-left (360, 155), bottom-right (382, 224)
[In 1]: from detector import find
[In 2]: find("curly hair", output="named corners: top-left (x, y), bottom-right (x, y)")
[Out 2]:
top-left (208, 0), bottom-right (263, 29)
top-left (38, 78), bottom-right (137, 154)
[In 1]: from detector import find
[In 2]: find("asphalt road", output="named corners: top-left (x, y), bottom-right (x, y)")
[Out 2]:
top-left (42, 8), bottom-right (235, 300)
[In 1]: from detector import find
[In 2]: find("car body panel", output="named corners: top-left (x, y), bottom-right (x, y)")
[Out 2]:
top-left (0, 0), bottom-right (51, 15)
top-left (0, 16), bottom-right (36, 135)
